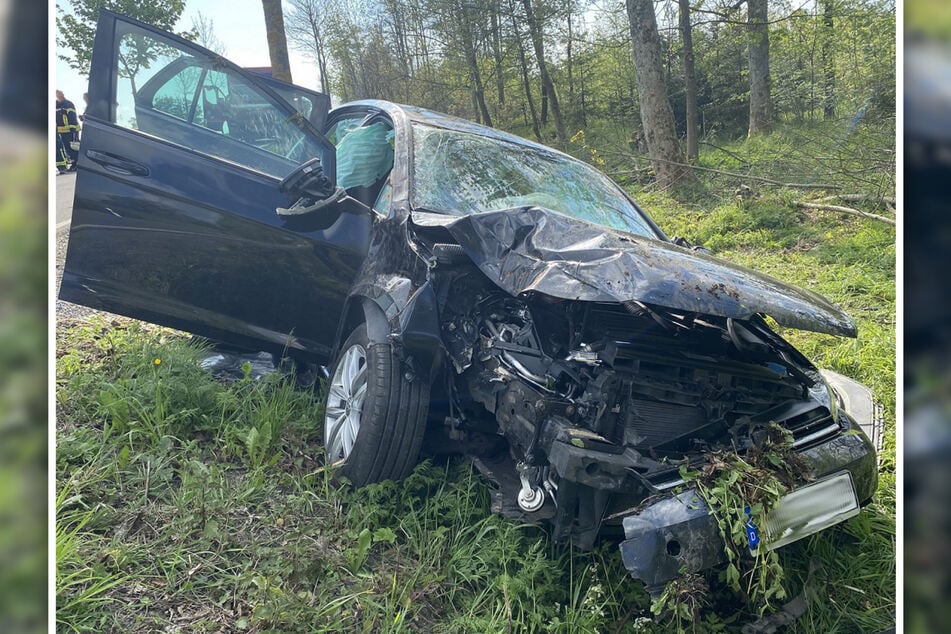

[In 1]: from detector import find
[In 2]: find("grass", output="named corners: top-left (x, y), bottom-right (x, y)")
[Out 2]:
top-left (1, 151), bottom-right (48, 633)
top-left (56, 125), bottom-right (895, 632)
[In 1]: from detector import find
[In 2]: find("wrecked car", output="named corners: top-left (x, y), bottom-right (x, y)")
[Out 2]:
top-left (61, 10), bottom-right (879, 592)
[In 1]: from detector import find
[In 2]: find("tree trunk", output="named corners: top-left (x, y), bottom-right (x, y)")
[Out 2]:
top-left (460, 23), bottom-right (493, 127)
top-left (520, 0), bottom-right (567, 143)
top-left (262, 0), bottom-right (293, 83)
top-left (509, 2), bottom-right (542, 142)
top-left (578, 44), bottom-right (587, 126)
top-left (566, 1), bottom-right (574, 115)
top-left (316, 37), bottom-right (330, 94)
top-left (678, 0), bottom-right (698, 162)
top-left (747, 0), bottom-right (770, 136)
top-left (518, 49), bottom-right (542, 141)
top-left (540, 83), bottom-right (549, 124)
top-left (387, 0), bottom-right (411, 78)
top-left (821, 0), bottom-right (835, 119)
top-left (286, 1), bottom-right (333, 94)
top-left (625, 0), bottom-right (693, 188)
top-left (450, 0), bottom-right (494, 127)
top-left (491, 0), bottom-right (505, 107)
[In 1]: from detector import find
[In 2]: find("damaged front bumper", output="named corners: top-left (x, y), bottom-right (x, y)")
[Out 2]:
top-left (617, 407), bottom-right (878, 591)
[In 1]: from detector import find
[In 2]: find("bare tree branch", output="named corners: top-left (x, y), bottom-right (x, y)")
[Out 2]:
top-left (794, 201), bottom-right (895, 225)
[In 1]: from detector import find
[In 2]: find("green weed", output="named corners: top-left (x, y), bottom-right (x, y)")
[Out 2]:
top-left (55, 483), bottom-right (128, 632)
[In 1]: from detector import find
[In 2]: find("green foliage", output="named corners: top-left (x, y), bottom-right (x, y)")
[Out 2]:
top-left (55, 326), bottom-right (656, 630)
top-left (908, 0), bottom-right (951, 39)
top-left (56, 484), bottom-right (129, 632)
top-left (691, 428), bottom-right (806, 612)
top-left (56, 0), bottom-right (191, 76)
top-left (281, 0), bottom-right (893, 146)
top-left (1, 153), bottom-right (48, 632)
top-left (650, 574), bottom-right (710, 632)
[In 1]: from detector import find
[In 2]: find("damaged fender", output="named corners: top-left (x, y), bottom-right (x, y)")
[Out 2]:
top-left (341, 276), bottom-right (442, 376)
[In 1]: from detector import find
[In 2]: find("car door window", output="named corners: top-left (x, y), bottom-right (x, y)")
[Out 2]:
top-left (113, 22), bottom-right (325, 179)
top-left (373, 180), bottom-right (393, 213)
top-left (268, 85), bottom-right (314, 122)
top-left (151, 64), bottom-right (202, 121)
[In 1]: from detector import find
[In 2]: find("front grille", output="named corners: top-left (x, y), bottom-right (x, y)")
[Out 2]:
top-left (627, 398), bottom-right (707, 448)
top-left (577, 304), bottom-right (837, 452)
top-left (643, 405), bottom-right (841, 492)
top-left (783, 405), bottom-right (840, 448)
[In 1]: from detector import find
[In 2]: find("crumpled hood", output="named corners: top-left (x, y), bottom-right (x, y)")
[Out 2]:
top-left (412, 207), bottom-right (856, 337)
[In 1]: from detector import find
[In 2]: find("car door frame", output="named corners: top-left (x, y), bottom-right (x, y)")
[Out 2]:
top-left (62, 10), bottom-right (372, 363)
top-left (85, 9), bottom-right (335, 180)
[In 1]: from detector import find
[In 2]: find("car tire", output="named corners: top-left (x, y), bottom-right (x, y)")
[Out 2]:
top-left (323, 323), bottom-right (429, 487)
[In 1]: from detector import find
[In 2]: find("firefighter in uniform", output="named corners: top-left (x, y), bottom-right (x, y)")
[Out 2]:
top-left (55, 90), bottom-right (80, 173)
top-left (55, 133), bottom-right (69, 174)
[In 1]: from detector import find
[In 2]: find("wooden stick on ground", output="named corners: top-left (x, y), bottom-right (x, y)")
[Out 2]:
top-left (794, 201), bottom-right (896, 225)
top-left (816, 193), bottom-right (896, 206)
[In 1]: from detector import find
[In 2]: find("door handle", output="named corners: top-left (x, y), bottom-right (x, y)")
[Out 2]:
top-left (86, 150), bottom-right (150, 177)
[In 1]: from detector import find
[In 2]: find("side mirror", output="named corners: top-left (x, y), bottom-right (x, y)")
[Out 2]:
top-left (279, 157), bottom-right (334, 200)
top-left (276, 157), bottom-right (345, 216)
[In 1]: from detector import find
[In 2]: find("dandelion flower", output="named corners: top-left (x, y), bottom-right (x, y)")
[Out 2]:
top-left (153, 358), bottom-right (161, 365)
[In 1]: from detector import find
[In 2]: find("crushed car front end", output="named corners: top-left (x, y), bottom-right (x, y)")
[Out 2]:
top-left (398, 110), bottom-right (878, 589)
top-left (429, 257), bottom-right (878, 589)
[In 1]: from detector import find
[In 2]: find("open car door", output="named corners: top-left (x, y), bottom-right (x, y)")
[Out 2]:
top-left (60, 10), bottom-right (367, 361)
top-left (258, 75), bottom-right (331, 132)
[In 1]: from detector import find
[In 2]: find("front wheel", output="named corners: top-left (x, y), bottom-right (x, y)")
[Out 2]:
top-left (323, 323), bottom-right (429, 487)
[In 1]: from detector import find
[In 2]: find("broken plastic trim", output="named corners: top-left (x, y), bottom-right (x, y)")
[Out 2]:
top-left (198, 351), bottom-right (279, 381)
top-left (277, 186), bottom-right (347, 216)
top-left (820, 369), bottom-right (885, 452)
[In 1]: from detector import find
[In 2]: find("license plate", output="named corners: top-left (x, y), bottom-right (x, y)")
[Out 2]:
top-left (752, 471), bottom-right (860, 552)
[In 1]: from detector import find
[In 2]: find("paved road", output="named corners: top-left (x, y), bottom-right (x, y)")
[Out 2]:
top-left (56, 171), bottom-right (76, 230)
top-left (56, 172), bottom-right (90, 318)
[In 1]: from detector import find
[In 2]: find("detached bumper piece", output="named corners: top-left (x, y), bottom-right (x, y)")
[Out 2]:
top-left (619, 490), bottom-right (725, 591)
top-left (619, 474), bottom-right (860, 591)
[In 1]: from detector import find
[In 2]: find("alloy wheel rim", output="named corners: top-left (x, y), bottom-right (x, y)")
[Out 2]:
top-left (324, 343), bottom-right (368, 463)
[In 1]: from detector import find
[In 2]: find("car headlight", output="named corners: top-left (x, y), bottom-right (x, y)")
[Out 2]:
top-left (808, 372), bottom-right (839, 421)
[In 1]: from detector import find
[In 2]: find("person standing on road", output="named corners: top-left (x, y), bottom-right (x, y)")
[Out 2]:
top-left (55, 132), bottom-right (69, 174)
top-left (55, 90), bottom-right (80, 172)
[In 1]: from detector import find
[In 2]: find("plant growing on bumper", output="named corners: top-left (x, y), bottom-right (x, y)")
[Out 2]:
top-left (660, 424), bottom-right (812, 620)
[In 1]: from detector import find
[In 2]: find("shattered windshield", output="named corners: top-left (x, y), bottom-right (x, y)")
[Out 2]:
top-left (411, 124), bottom-right (656, 237)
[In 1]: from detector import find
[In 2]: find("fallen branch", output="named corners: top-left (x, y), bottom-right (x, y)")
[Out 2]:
top-left (816, 193), bottom-right (896, 206)
top-left (794, 201), bottom-right (895, 225)
top-left (612, 160), bottom-right (840, 189)
top-left (699, 140), bottom-right (750, 166)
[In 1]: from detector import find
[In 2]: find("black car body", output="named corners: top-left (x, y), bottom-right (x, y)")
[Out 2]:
top-left (61, 11), bottom-right (879, 591)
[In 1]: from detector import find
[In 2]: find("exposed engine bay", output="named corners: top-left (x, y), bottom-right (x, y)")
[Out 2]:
top-left (427, 264), bottom-right (844, 552)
